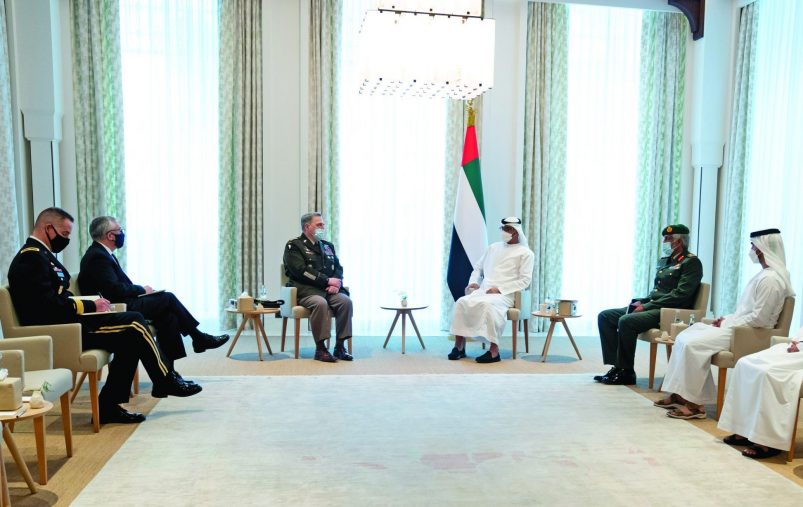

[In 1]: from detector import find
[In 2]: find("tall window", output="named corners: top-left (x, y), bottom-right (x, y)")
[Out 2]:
top-left (339, 0), bottom-right (447, 336)
top-left (741, 0), bottom-right (803, 324)
top-left (119, 0), bottom-right (220, 328)
top-left (561, 5), bottom-right (643, 334)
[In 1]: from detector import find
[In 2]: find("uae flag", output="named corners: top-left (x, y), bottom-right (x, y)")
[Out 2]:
top-left (447, 110), bottom-right (487, 301)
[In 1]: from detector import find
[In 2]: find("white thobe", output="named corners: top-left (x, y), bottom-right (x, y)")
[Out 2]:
top-left (661, 269), bottom-right (787, 405)
top-left (718, 337), bottom-right (803, 450)
top-left (450, 242), bottom-right (535, 345)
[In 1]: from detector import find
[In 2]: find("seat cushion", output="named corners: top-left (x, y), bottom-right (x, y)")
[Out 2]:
top-left (24, 368), bottom-right (73, 402)
top-left (507, 308), bottom-right (521, 320)
top-left (637, 328), bottom-right (662, 342)
top-left (292, 306), bottom-right (311, 319)
top-left (78, 349), bottom-right (111, 372)
top-left (711, 351), bottom-right (735, 368)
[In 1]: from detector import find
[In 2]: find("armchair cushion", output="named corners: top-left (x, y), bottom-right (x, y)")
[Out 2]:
top-left (0, 335), bottom-right (53, 371)
top-left (24, 368), bottom-right (73, 402)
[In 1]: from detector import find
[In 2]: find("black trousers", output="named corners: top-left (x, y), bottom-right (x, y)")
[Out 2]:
top-left (125, 291), bottom-right (199, 362)
top-left (80, 311), bottom-right (170, 406)
top-left (597, 306), bottom-right (661, 370)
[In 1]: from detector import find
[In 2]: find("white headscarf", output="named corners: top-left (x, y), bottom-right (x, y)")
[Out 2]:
top-left (500, 217), bottom-right (527, 244)
top-left (751, 230), bottom-right (795, 297)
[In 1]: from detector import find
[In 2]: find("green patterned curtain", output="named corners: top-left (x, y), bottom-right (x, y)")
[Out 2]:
top-left (0, 0), bottom-right (20, 284)
top-left (631, 11), bottom-right (688, 295)
top-left (70, 0), bottom-right (126, 263)
top-left (714, 2), bottom-right (759, 315)
top-left (440, 97), bottom-right (483, 330)
top-left (522, 2), bottom-right (568, 330)
top-left (309, 0), bottom-right (342, 244)
top-left (218, 0), bottom-right (263, 325)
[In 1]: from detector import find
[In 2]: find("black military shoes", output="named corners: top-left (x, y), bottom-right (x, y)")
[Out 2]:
top-left (99, 404), bottom-right (146, 424)
top-left (192, 333), bottom-right (230, 353)
top-left (600, 369), bottom-right (637, 385)
top-left (152, 371), bottom-right (203, 398)
top-left (594, 366), bottom-right (621, 382)
top-left (314, 349), bottom-right (337, 363)
top-left (333, 346), bottom-right (353, 361)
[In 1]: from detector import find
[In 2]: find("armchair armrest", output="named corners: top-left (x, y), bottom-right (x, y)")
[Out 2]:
top-left (771, 335), bottom-right (792, 347)
top-left (279, 286), bottom-right (297, 317)
top-left (0, 349), bottom-right (25, 379)
top-left (0, 336), bottom-right (53, 371)
top-left (4, 323), bottom-right (82, 372)
top-left (730, 326), bottom-right (774, 360)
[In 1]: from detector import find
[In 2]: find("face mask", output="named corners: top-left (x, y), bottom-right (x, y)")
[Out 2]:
top-left (113, 230), bottom-right (125, 249)
top-left (749, 249), bottom-right (760, 264)
top-left (661, 242), bottom-right (673, 257)
top-left (501, 231), bottom-right (513, 243)
top-left (48, 225), bottom-right (70, 253)
top-left (314, 228), bottom-right (325, 241)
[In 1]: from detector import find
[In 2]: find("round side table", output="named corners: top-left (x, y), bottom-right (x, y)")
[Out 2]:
top-left (381, 304), bottom-right (428, 354)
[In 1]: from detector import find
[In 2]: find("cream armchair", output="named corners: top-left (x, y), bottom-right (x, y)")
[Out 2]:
top-left (710, 296), bottom-right (795, 418)
top-left (279, 265), bottom-right (352, 359)
top-left (636, 283), bottom-right (710, 389)
top-left (0, 335), bottom-right (74, 484)
top-left (0, 287), bottom-right (109, 433)
top-left (464, 286), bottom-right (531, 359)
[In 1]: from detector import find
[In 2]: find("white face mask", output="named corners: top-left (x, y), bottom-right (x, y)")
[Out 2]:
top-left (749, 249), bottom-right (760, 264)
top-left (661, 241), bottom-right (673, 257)
top-left (313, 228), bottom-right (325, 241)
top-left (500, 231), bottom-right (513, 243)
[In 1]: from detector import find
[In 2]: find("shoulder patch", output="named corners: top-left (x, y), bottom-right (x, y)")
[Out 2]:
top-left (20, 247), bottom-right (40, 254)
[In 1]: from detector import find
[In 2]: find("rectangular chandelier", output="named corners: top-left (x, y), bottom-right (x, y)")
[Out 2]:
top-left (357, 1), bottom-right (495, 100)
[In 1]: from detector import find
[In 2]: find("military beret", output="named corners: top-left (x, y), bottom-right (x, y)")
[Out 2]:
top-left (662, 224), bottom-right (689, 236)
top-left (750, 228), bottom-right (780, 238)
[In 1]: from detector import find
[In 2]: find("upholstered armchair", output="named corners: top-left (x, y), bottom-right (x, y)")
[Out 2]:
top-left (769, 335), bottom-right (802, 462)
top-left (464, 286), bottom-right (531, 359)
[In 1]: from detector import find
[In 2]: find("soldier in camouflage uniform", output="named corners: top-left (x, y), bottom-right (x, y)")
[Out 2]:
top-left (596, 224), bottom-right (703, 385)
top-left (283, 212), bottom-right (353, 362)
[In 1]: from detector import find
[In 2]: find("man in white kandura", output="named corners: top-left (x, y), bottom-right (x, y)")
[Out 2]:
top-left (717, 326), bottom-right (803, 460)
top-left (655, 228), bottom-right (794, 419)
top-left (448, 217), bottom-right (535, 363)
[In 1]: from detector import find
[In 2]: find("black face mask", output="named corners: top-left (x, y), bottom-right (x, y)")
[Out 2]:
top-left (48, 225), bottom-right (70, 253)
top-left (113, 230), bottom-right (125, 249)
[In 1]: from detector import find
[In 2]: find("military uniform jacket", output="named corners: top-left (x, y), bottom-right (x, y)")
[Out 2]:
top-left (78, 241), bottom-right (146, 303)
top-left (639, 250), bottom-right (703, 311)
top-left (7, 238), bottom-right (98, 326)
top-left (283, 234), bottom-right (349, 300)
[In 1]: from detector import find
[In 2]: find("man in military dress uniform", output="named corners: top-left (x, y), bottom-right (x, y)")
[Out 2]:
top-left (7, 208), bottom-right (201, 425)
top-left (283, 212), bottom-right (353, 362)
top-left (78, 215), bottom-right (229, 370)
top-left (595, 224), bottom-right (703, 385)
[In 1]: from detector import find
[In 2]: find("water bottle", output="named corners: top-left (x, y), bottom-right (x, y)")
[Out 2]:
top-left (688, 313), bottom-right (696, 325)
top-left (259, 285), bottom-right (268, 300)
top-left (673, 310), bottom-right (681, 324)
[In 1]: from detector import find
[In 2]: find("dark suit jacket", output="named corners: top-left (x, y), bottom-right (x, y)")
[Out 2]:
top-left (78, 242), bottom-right (145, 303)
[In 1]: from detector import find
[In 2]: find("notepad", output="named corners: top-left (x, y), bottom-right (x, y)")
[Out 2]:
top-left (138, 289), bottom-right (165, 298)
top-left (0, 405), bottom-right (27, 418)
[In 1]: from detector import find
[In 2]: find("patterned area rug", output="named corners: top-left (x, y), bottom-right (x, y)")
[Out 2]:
top-left (74, 374), bottom-right (803, 506)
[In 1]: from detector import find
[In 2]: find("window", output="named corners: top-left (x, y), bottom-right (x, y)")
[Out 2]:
top-left (119, 0), bottom-right (220, 328)
top-left (338, 0), bottom-right (447, 336)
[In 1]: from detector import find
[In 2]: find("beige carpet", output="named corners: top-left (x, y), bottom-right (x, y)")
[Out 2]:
top-left (73, 374), bottom-right (803, 506)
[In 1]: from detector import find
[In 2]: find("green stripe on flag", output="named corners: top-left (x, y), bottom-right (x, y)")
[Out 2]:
top-left (462, 158), bottom-right (485, 220)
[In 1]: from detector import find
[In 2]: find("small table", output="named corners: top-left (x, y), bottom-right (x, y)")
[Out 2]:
top-left (0, 400), bottom-right (54, 497)
top-left (225, 307), bottom-right (279, 361)
top-left (531, 311), bottom-right (583, 362)
top-left (381, 304), bottom-right (428, 354)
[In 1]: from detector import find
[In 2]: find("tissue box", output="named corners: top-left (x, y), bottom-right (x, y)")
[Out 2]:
top-left (0, 377), bottom-right (23, 410)
top-left (237, 296), bottom-right (254, 312)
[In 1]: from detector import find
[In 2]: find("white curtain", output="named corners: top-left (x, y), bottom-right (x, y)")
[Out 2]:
top-left (119, 0), bottom-right (220, 329)
top-left (560, 5), bottom-right (642, 335)
top-left (740, 0), bottom-right (803, 326)
top-left (338, 0), bottom-right (447, 336)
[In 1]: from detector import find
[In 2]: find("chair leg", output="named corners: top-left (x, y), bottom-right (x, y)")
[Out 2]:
top-left (524, 319), bottom-right (529, 353)
top-left (511, 321), bottom-right (517, 359)
top-left (281, 317), bottom-right (288, 351)
top-left (71, 372), bottom-right (88, 403)
top-left (133, 368), bottom-right (140, 395)
top-left (789, 399), bottom-right (800, 462)
top-left (716, 368), bottom-right (727, 419)
top-left (89, 371), bottom-right (100, 433)
top-left (648, 343), bottom-right (657, 390)
top-left (294, 319), bottom-right (301, 359)
top-left (348, 336), bottom-right (353, 354)
top-left (60, 392), bottom-right (73, 457)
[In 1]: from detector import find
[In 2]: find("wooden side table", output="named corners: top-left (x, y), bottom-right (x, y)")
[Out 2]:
top-left (531, 311), bottom-right (583, 362)
top-left (225, 307), bottom-right (279, 361)
top-left (0, 400), bottom-right (54, 496)
top-left (381, 304), bottom-right (428, 354)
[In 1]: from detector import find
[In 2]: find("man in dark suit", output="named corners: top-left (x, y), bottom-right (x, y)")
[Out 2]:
top-left (283, 212), bottom-right (353, 362)
top-left (78, 216), bottom-right (228, 370)
top-left (7, 208), bottom-right (201, 425)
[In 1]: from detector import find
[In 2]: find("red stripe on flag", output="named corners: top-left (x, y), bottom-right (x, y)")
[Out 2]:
top-left (461, 125), bottom-right (479, 166)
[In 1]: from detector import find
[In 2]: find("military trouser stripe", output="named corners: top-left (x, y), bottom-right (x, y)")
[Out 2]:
top-left (92, 322), bottom-right (168, 376)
